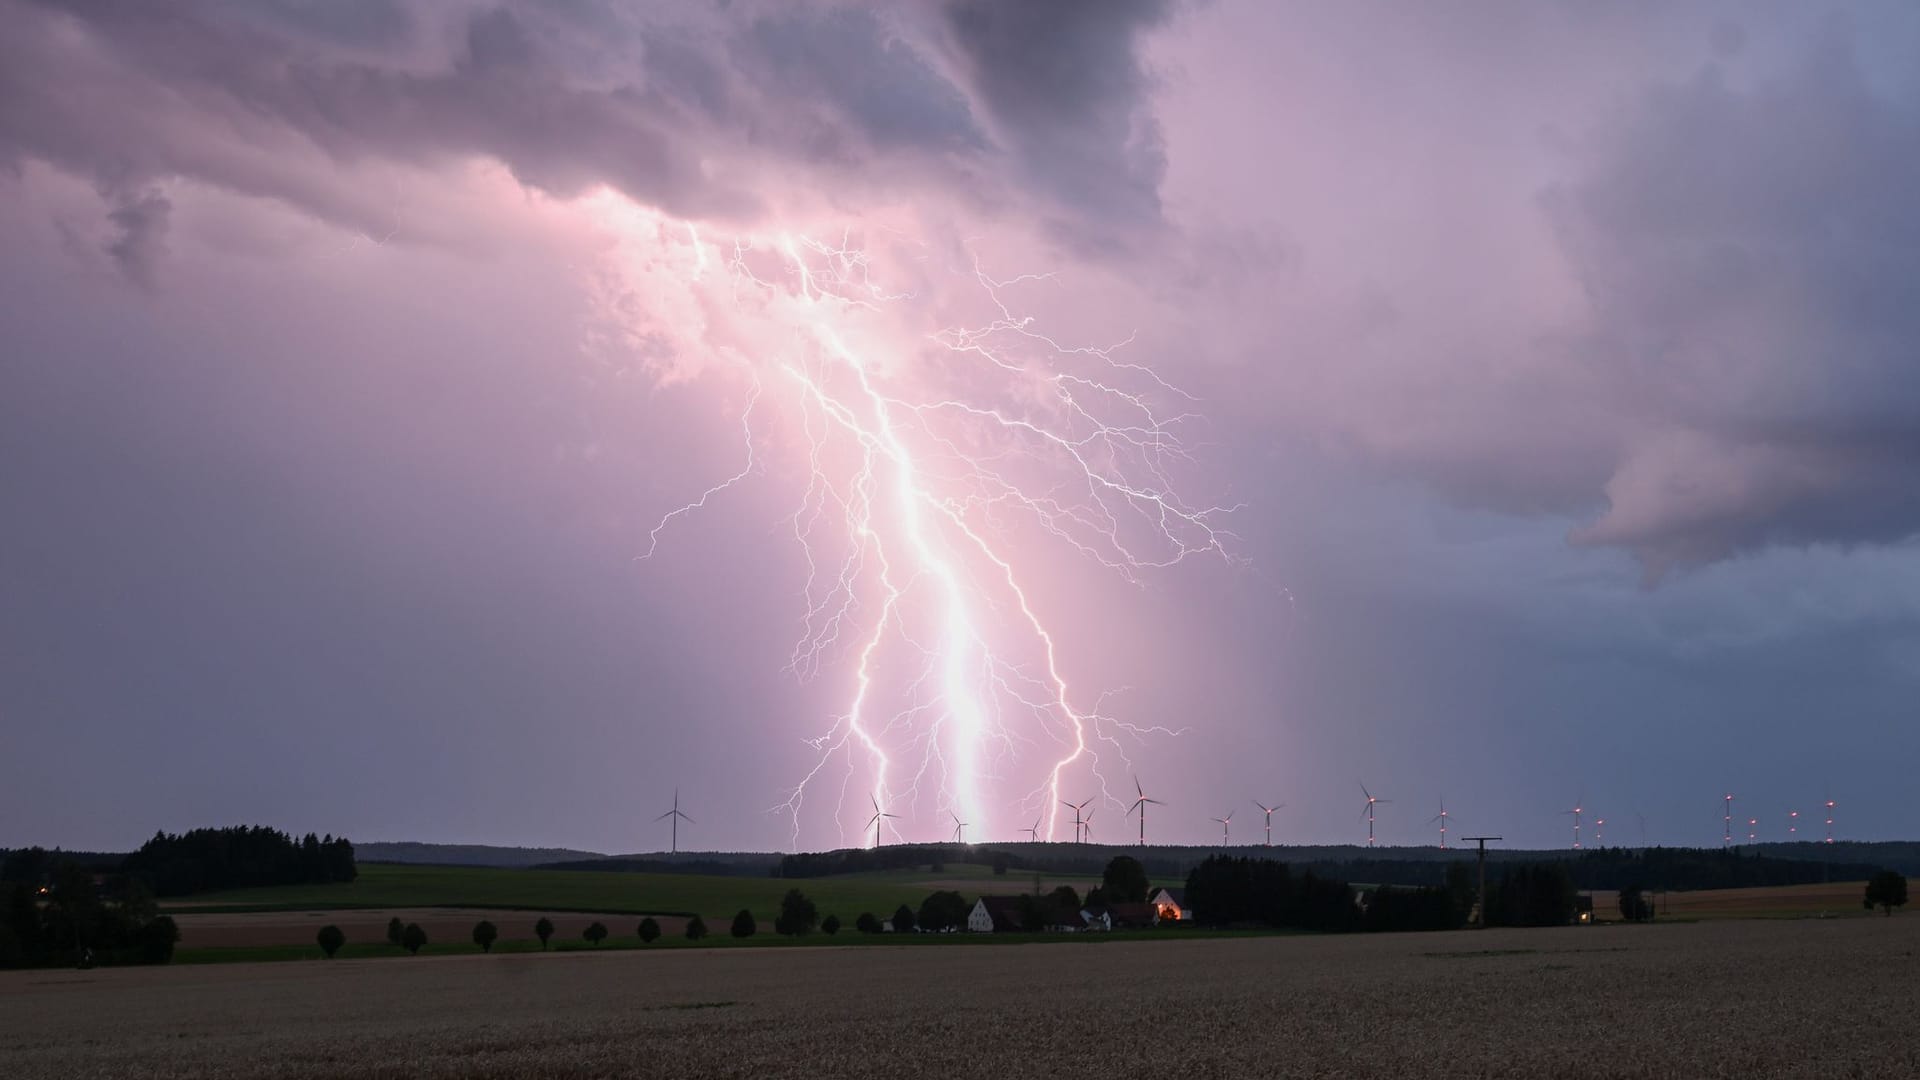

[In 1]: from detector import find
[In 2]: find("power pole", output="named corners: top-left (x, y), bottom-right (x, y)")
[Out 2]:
top-left (1461, 836), bottom-right (1502, 928)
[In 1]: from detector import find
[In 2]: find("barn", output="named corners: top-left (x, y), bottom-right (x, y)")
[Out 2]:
top-left (1151, 887), bottom-right (1189, 922)
top-left (967, 896), bottom-right (1029, 933)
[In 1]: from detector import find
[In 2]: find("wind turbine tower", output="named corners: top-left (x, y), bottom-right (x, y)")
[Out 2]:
top-left (1723, 793), bottom-right (1735, 847)
top-left (1747, 817), bottom-right (1757, 843)
top-left (1360, 783), bottom-right (1389, 846)
top-left (1062, 797), bottom-right (1093, 844)
top-left (1593, 817), bottom-right (1605, 846)
top-left (1254, 801), bottom-right (1285, 847)
top-left (1788, 809), bottom-right (1799, 839)
top-left (1562, 797), bottom-right (1584, 850)
top-left (1020, 815), bottom-right (1040, 843)
top-left (1825, 795), bottom-right (1836, 844)
top-left (1210, 810), bottom-right (1234, 846)
top-left (1127, 776), bottom-right (1164, 847)
top-left (950, 811), bottom-right (969, 845)
top-left (654, 789), bottom-right (694, 855)
top-left (1430, 796), bottom-right (1451, 849)
top-left (865, 794), bottom-right (899, 849)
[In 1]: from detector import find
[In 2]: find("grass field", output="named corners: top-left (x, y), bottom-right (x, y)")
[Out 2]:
top-left (163, 862), bottom-right (1099, 928)
top-left (7, 916), bottom-right (1917, 1077)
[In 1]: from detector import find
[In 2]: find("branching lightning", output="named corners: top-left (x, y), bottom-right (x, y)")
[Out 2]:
top-left (598, 194), bottom-right (1236, 849)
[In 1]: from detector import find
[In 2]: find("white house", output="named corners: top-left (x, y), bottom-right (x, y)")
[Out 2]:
top-left (967, 896), bottom-right (1029, 932)
top-left (1151, 887), bottom-right (1189, 922)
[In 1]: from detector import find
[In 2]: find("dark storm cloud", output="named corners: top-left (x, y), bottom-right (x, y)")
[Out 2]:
top-left (101, 187), bottom-right (171, 289)
top-left (943, 0), bottom-right (1173, 238)
top-left (1548, 29), bottom-right (1920, 575)
top-left (0, 0), bottom-right (1171, 284)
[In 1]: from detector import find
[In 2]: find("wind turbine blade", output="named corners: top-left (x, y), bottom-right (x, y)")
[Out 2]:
top-left (680, 814), bottom-right (695, 824)
top-left (871, 793), bottom-right (881, 813)
top-left (866, 813), bottom-right (880, 828)
top-left (654, 810), bottom-right (676, 822)
top-left (1135, 775), bottom-right (1144, 798)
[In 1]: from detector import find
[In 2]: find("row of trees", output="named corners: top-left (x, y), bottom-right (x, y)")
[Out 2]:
top-left (1183, 854), bottom-right (1586, 932)
top-left (0, 866), bottom-right (179, 969)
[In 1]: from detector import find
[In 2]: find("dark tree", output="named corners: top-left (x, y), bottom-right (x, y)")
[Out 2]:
top-left (821, 914), bottom-right (841, 935)
top-left (638, 918), bottom-right (661, 943)
top-left (317, 924), bottom-right (345, 958)
top-left (534, 917), bottom-right (554, 950)
top-left (1865, 871), bottom-right (1909, 916)
top-left (775, 888), bottom-right (818, 936)
top-left (138, 915), bottom-right (180, 964)
top-left (730, 910), bottom-right (756, 938)
top-left (918, 890), bottom-right (970, 932)
top-left (855, 912), bottom-right (879, 934)
top-left (685, 915), bottom-right (709, 941)
top-left (386, 916), bottom-right (405, 948)
top-left (1102, 856), bottom-right (1151, 904)
top-left (583, 921), bottom-right (608, 946)
top-left (401, 923), bottom-right (427, 955)
top-left (1619, 884), bottom-right (1654, 922)
top-left (891, 903), bottom-right (917, 933)
top-left (472, 920), bottom-right (498, 953)
top-left (119, 826), bottom-right (357, 897)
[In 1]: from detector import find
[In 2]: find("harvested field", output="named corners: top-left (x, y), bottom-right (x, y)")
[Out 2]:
top-left (1610, 880), bottom-right (1870, 920)
top-left (5, 917), bottom-right (1918, 1078)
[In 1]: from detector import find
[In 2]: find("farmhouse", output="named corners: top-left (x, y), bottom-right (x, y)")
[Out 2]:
top-left (1151, 887), bottom-right (1188, 922)
top-left (1098, 902), bottom-right (1160, 929)
top-left (967, 896), bottom-right (1028, 933)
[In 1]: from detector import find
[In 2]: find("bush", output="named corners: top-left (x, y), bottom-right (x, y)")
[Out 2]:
top-left (401, 923), bottom-right (427, 955)
top-left (534, 917), bottom-right (554, 950)
top-left (855, 912), bottom-right (879, 934)
top-left (317, 924), bottom-right (345, 958)
top-left (821, 914), bottom-right (841, 935)
top-left (775, 889), bottom-right (818, 936)
top-left (472, 920), bottom-right (498, 953)
top-left (685, 915), bottom-right (708, 941)
top-left (891, 903), bottom-right (916, 933)
top-left (918, 890), bottom-right (970, 932)
top-left (1865, 871), bottom-right (1909, 916)
top-left (730, 909), bottom-right (756, 938)
top-left (1619, 885), bottom-right (1654, 922)
top-left (138, 915), bottom-right (180, 964)
top-left (638, 918), bottom-right (660, 943)
top-left (386, 916), bottom-right (405, 948)
top-left (583, 921), bottom-right (608, 946)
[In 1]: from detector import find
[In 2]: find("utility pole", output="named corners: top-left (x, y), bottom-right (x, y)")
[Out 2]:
top-left (1461, 836), bottom-right (1502, 928)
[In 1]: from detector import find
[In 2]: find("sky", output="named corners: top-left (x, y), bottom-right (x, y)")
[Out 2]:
top-left (3, 0), bottom-right (1918, 855)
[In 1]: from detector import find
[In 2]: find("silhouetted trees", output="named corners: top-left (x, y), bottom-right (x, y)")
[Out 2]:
top-left (1102, 856), bottom-right (1150, 904)
top-left (685, 915), bottom-right (708, 940)
top-left (472, 920), bottom-right (498, 952)
top-left (386, 917), bottom-right (406, 948)
top-left (638, 918), bottom-right (661, 943)
top-left (856, 912), bottom-right (880, 934)
top-left (1362, 885), bottom-right (1462, 932)
top-left (821, 914), bottom-right (841, 935)
top-left (535, 917), bottom-right (554, 949)
top-left (401, 923), bottom-right (427, 955)
top-left (1619, 884), bottom-right (1654, 922)
top-left (1865, 871), bottom-right (1908, 916)
top-left (583, 921), bottom-right (608, 946)
top-left (1485, 862), bottom-right (1576, 927)
top-left (775, 889), bottom-right (818, 936)
top-left (890, 904), bottom-right (916, 933)
top-left (730, 909), bottom-right (756, 938)
top-left (119, 828), bottom-right (355, 897)
top-left (317, 924), bottom-right (345, 958)
top-left (917, 890), bottom-right (970, 932)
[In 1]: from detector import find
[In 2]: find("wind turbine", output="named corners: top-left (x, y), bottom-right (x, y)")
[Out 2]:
top-left (1082, 807), bottom-right (1097, 844)
top-left (950, 810), bottom-right (969, 845)
top-left (1359, 782), bottom-right (1390, 846)
top-left (1747, 817), bottom-right (1758, 843)
top-left (1210, 810), bottom-right (1234, 846)
top-left (1253, 801), bottom-right (1285, 847)
top-left (1562, 796), bottom-right (1585, 850)
top-left (1429, 796), bottom-right (1451, 849)
top-left (1127, 775), bottom-right (1165, 847)
top-left (654, 789), bottom-right (693, 855)
top-left (1824, 793), bottom-right (1836, 844)
top-left (1788, 809), bottom-right (1799, 839)
top-left (1723, 793), bottom-right (1735, 847)
top-left (1062, 797), bottom-right (1093, 844)
top-left (1593, 817), bottom-right (1605, 846)
top-left (866, 794), bottom-right (899, 849)
top-left (1020, 815), bottom-right (1040, 843)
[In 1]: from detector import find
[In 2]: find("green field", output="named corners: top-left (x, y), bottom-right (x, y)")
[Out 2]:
top-left (164, 861), bottom-right (1100, 926)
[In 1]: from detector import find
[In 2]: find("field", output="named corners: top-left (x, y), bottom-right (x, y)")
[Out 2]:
top-left (1615, 880), bottom-right (1870, 920)
top-left (160, 862), bottom-right (1099, 955)
top-left (5, 917), bottom-right (1917, 1077)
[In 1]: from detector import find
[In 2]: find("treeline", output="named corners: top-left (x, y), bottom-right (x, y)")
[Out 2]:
top-left (1184, 855), bottom-right (1580, 932)
top-left (537, 858), bottom-right (754, 877)
top-left (121, 827), bottom-right (356, 896)
top-left (1, 866), bottom-right (178, 969)
top-left (776, 846), bottom-right (1030, 878)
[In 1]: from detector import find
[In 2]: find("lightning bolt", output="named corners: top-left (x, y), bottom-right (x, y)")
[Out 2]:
top-left (591, 193), bottom-right (1237, 849)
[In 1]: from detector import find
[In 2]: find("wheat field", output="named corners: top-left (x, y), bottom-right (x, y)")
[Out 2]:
top-left (4, 917), bottom-right (1916, 1078)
